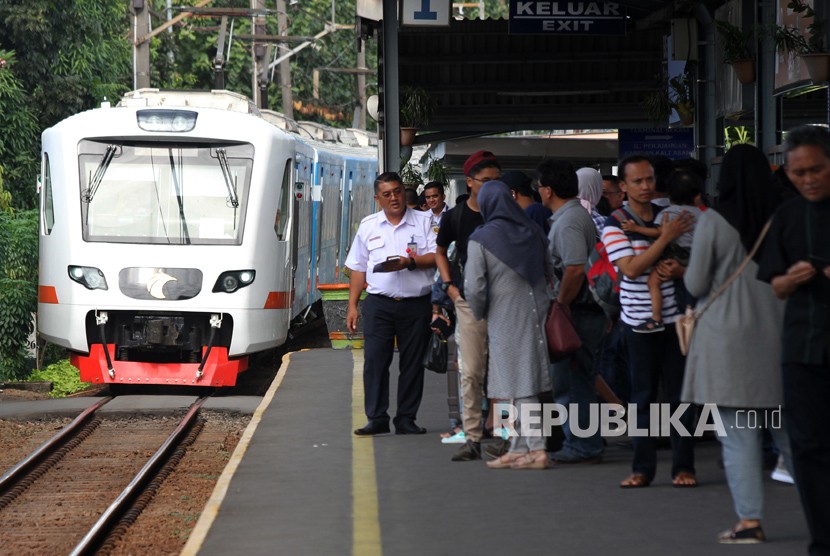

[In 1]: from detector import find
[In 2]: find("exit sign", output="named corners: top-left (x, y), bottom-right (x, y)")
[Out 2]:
top-left (401, 0), bottom-right (451, 27)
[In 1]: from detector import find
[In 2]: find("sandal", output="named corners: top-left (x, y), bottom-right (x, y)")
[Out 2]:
top-left (619, 473), bottom-right (651, 488)
top-left (510, 450), bottom-right (549, 470)
top-left (486, 452), bottom-right (527, 469)
top-left (672, 471), bottom-right (697, 488)
top-left (718, 525), bottom-right (765, 544)
top-left (632, 318), bottom-right (665, 334)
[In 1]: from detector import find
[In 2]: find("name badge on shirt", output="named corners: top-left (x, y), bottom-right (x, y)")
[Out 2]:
top-left (407, 235), bottom-right (418, 256)
top-left (367, 235), bottom-right (384, 251)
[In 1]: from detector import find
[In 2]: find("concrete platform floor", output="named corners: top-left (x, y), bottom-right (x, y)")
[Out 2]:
top-left (180, 348), bottom-right (809, 556)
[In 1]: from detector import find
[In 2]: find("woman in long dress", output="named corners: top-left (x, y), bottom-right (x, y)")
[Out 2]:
top-left (464, 181), bottom-right (553, 469)
top-left (681, 144), bottom-right (791, 544)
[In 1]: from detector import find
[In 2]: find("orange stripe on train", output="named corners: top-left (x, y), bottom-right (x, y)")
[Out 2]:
top-left (38, 286), bottom-right (59, 304)
top-left (264, 291), bottom-right (291, 309)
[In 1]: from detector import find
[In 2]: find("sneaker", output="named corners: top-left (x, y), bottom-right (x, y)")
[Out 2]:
top-left (771, 455), bottom-right (795, 484)
top-left (632, 318), bottom-right (665, 334)
top-left (441, 430), bottom-right (467, 444)
top-left (483, 439), bottom-right (511, 460)
top-left (550, 449), bottom-right (602, 465)
top-left (492, 427), bottom-right (511, 440)
top-left (451, 440), bottom-right (481, 461)
top-left (718, 526), bottom-right (766, 544)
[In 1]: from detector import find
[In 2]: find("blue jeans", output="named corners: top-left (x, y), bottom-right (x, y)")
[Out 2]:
top-left (597, 319), bottom-right (629, 404)
top-left (550, 308), bottom-right (608, 459)
top-left (623, 324), bottom-right (695, 481)
top-left (719, 407), bottom-right (792, 521)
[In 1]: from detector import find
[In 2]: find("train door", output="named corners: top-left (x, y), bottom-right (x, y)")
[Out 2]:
top-left (275, 158), bottom-right (295, 331)
top-left (316, 152), bottom-right (343, 287)
top-left (291, 147), bottom-right (314, 318)
top-left (338, 161), bottom-right (354, 279)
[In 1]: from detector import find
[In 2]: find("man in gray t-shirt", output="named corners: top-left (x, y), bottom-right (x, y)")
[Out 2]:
top-left (536, 159), bottom-right (606, 464)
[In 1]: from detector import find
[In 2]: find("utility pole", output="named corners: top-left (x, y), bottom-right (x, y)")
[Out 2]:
top-left (276, 0), bottom-right (294, 117)
top-left (133, 0), bottom-right (151, 89)
top-left (251, 0), bottom-right (270, 108)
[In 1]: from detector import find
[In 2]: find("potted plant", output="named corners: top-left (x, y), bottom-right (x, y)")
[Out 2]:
top-left (425, 155), bottom-right (451, 185)
top-left (716, 20), bottom-right (756, 84)
top-left (399, 86), bottom-right (433, 146)
top-left (399, 161), bottom-right (424, 189)
top-left (791, 0), bottom-right (829, 82)
top-left (644, 86), bottom-right (671, 124)
top-left (771, 1), bottom-right (829, 82)
top-left (669, 72), bottom-right (695, 125)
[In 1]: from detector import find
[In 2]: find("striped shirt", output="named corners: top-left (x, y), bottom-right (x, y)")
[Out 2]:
top-left (601, 206), bottom-right (679, 326)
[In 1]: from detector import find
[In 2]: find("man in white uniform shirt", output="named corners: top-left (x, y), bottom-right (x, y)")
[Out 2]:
top-left (346, 172), bottom-right (437, 435)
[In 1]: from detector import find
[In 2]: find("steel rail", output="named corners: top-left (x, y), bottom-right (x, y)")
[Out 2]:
top-left (69, 396), bottom-right (209, 556)
top-left (0, 397), bottom-right (113, 495)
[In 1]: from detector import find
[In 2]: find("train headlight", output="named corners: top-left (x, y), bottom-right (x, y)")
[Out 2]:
top-left (68, 266), bottom-right (109, 291)
top-left (137, 109), bottom-right (198, 132)
top-left (213, 270), bottom-right (256, 293)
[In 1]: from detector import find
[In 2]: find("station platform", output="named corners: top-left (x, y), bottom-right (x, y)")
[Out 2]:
top-left (181, 348), bottom-right (809, 556)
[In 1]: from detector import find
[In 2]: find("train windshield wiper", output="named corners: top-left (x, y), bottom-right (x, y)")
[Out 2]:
top-left (216, 148), bottom-right (239, 208)
top-left (83, 145), bottom-right (118, 203)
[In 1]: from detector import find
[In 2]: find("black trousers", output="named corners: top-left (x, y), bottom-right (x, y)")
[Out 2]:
top-left (361, 293), bottom-right (432, 425)
top-left (783, 362), bottom-right (830, 556)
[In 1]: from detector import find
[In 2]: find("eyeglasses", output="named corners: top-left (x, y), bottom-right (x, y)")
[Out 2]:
top-left (378, 187), bottom-right (403, 199)
top-left (470, 177), bottom-right (496, 183)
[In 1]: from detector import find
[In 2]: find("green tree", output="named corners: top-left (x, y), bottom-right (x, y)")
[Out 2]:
top-left (0, 50), bottom-right (39, 210)
top-left (0, 209), bottom-right (38, 380)
top-left (147, 0), bottom-right (376, 127)
top-left (0, 1), bottom-right (133, 209)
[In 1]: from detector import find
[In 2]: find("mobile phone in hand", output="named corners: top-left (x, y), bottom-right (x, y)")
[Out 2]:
top-left (810, 255), bottom-right (830, 272)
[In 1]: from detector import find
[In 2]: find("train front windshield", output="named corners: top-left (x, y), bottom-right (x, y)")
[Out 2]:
top-left (78, 140), bottom-right (254, 245)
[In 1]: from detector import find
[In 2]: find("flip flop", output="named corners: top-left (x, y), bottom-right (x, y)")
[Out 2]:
top-left (620, 473), bottom-right (650, 488)
top-left (672, 471), bottom-right (697, 488)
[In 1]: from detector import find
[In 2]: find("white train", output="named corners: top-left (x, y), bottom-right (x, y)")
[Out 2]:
top-left (37, 89), bottom-right (378, 387)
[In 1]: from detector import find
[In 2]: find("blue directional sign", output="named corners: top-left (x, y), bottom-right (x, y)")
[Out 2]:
top-left (402, 0), bottom-right (451, 27)
top-left (618, 128), bottom-right (696, 161)
top-left (509, 1), bottom-right (627, 35)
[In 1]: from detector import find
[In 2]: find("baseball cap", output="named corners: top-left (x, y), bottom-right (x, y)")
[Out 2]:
top-left (463, 150), bottom-right (498, 177)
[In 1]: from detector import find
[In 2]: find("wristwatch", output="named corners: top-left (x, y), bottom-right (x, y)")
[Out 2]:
top-left (440, 280), bottom-right (454, 291)
top-left (406, 257), bottom-right (417, 271)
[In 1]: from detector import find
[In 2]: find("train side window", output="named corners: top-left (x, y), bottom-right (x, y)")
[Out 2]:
top-left (275, 159), bottom-right (292, 240)
top-left (42, 153), bottom-right (55, 235)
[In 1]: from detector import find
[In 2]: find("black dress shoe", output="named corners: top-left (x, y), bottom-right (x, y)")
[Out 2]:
top-left (395, 421), bottom-right (427, 435)
top-left (354, 422), bottom-right (390, 436)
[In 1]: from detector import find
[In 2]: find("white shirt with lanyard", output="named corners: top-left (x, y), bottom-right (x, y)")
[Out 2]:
top-left (345, 208), bottom-right (437, 298)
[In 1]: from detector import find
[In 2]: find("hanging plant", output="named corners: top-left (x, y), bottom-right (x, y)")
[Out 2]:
top-left (399, 86), bottom-right (434, 129)
top-left (425, 155), bottom-right (450, 184)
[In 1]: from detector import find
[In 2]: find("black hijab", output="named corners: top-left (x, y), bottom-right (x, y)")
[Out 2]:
top-left (714, 144), bottom-right (781, 257)
top-left (468, 181), bottom-right (548, 286)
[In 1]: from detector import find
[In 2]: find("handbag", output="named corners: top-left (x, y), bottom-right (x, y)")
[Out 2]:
top-left (423, 332), bottom-right (448, 374)
top-left (546, 300), bottom-right (582, 359)
top-left (676, 219), bottom-right (772, 356)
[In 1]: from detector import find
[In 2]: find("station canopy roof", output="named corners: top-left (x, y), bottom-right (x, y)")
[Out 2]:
top-left (396, 0), bottom-right (725, 143)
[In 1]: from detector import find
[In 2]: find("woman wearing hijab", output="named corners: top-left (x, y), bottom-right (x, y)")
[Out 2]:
top-left (681, 144), bottom-right (791, 544)
top-left (577, 167), bottom-right (606, 236)
top-left (464, 181), bottom-right (553, 470)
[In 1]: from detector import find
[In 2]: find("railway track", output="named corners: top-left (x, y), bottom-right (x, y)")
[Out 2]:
top-left (0, 397), bottom-right (208, 555)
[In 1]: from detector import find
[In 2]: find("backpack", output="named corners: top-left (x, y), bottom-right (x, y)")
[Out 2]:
top-left (584, 208), bottom-right (648, 319)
